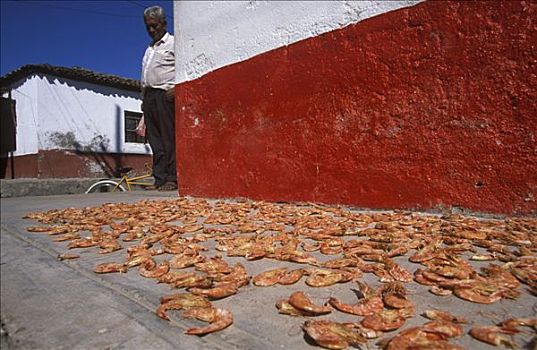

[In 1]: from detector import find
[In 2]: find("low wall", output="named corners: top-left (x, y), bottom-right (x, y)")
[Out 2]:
top-left (1, 150), bottom-right (151, 179)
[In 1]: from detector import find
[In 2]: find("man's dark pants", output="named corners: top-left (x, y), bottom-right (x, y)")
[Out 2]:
top-left (142, 88), bottom-right (176, 186)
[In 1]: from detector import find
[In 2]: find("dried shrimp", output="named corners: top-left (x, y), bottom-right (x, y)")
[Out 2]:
top-left (22, 195), bottom-right (537, 346)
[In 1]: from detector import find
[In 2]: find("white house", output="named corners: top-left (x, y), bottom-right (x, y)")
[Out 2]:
top-left (0, 64), bottom-right (151, 179)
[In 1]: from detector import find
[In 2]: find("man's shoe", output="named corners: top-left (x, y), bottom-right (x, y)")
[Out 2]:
top-left (158, 182), bottom-right (177, 191)
top-left (145, 184), bottom-right (160, 190)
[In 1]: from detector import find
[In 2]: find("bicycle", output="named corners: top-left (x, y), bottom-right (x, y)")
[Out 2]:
top-left (85, 163), bottom-right (154, 193)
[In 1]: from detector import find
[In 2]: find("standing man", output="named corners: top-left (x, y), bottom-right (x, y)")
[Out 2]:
top-left (141, 5), bottom-right (177, 191)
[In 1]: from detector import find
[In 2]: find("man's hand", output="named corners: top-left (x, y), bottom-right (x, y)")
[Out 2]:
top-left (165, 86), bottom-right (175, 102)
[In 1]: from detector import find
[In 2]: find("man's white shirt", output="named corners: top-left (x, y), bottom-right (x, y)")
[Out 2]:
top-left (141, 32), bottom-right (175, 91)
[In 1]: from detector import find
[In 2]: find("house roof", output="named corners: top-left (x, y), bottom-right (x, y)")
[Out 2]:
top-left (0, 64), bottom-right (141, 92)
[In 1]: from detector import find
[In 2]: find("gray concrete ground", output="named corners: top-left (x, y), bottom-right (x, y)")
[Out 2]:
top-left (1, 189), bottom-right (536, 350)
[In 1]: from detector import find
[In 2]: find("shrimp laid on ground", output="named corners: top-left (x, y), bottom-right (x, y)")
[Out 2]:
top-left (139, 259), bottom-right (170, 279)
top-left (156, 293), bottom-right (211, 321)
top-left (125, 254), bottom-right (151, 268)
top-left (409, 239), bottom-right (443, 263)
top-left (189, 281), bottom-right (238, 299)
top-left (194, 255), bottom-right (233, 274)
top-left (414, 268), bottom-right (438, 286)
top-left (253, 267), bottom-right (288, 286)
top-left (328, 281), bottom-right (384, 316)
top-left (422, 310), bottom-right (467, 324)
top-left (25, 225), bottom-right (56, 232)
top-left (328, 295), bottom-right (384, 317)
top-left (68, 238), bottom-right (98, 249)
top-left (278, 268), bottom-right (306, 285)
top-left (302, 320), bottom-right (366, 350)
top-left (57, 252), bottom-right (80, 260)
top-left (93, 262), bottom-right (128, 274)
top-left (305, 269), bottom-right (346, 287)
top-left (319, 238), bottom-right (344, 255)
top-left (470, 254), bottom-right (496, 261)
top-left (181, 306), bottom-right (217, 322)
top-left (500, 318), bottom-right (537, 331)
top-left (481, 264), bottom-right (521, 289)
top-left (380, 282), bottom-right (413, 309)
top-left (53, 233), bottom-right (80, 242)
top-left (170, 254), bottom-right (205, 269)
top-left (383, 326), bottom-right (464, 350)
top-left (422, 320), bottom-right (464, 338)
top-left (98, 239), bottom-right (122, 254)
top-left (158, 271), bottom-right (196, 284)
top-left (322, 258), bottom-right (359, 269)
top-left (172, 274), bottom-right (212, 289)
top-left (361, 309), bottom-right (408, 331)
top-left (429, 286), bottom-right (453, 296)
top-left (185, 308), bottom-right (233, 335)
top-left (276, 299), bottom-right (312, 317)
top-left (383, 259), bottom-right (413, 282)
top-left (288, 291), bottom-right (332, 315)
top-left (453, 281), bottom-right (505, 304)
top-left (344, 323), bottom-right (384, 339)
top-left (469, 325), bottom-right (519, 348)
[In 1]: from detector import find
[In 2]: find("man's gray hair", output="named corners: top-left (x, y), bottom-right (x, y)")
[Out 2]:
top-left (144, 5), bottom-right (166, 23)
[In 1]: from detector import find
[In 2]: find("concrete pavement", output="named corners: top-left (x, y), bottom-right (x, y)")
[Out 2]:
top-left (1, 191), bottom-right (536, 350)
top-left (1, 178), bottom-right (97, 198)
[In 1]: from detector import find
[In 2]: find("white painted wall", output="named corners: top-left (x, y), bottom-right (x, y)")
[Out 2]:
top-left (9, 74), bottom-right (150, 156)
top-left (174, 0), bottom-right (422, 83)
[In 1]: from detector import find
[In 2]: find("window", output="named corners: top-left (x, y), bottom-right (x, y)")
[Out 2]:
top-left (124, 110), bottom-right (144, 143)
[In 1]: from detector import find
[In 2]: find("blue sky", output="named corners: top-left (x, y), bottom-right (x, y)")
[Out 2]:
top-left (1, 0), bottom-right (174, 80)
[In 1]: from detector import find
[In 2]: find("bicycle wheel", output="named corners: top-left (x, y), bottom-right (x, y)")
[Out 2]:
top-left (85, 180), bottom-right (126, 194)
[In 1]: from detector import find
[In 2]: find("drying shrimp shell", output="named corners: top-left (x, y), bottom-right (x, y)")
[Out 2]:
top-left (500, 318), bottom-right (537, 330)
top-left (182, 223), bottom-right (204, 233)
top-left (170, 254), bottom-right (205, 269)
top-left (303, 320), bottom-right (366, 350)
top-left (276, 299), bottom-right (308, 317)
top-left (422, 320), bottom-right (464, 338)
top-left (25, 226), bottom-right (54, 232)
top-left (189, 282), bottom-right (238, 300)
top-left (253, 267), bottom-right (288, 287)
top-left (156, 293), bottom-right (211, 320)
top-left (469, 325), bottom-right (518, 347)
top-left (278, 269), bottom-right (306, 285)
top-left (93, 262), bottom-right (127, 274)
top-left (453, 286), bottom-right (503, 304)
top-left (328, 296), bottom-right (383, 316)
top-left (422, 310), bottom-right (467, 324)
top-left (181, 306), bottom-right (217, 322)
top-left (57, 252), bottom-right (80, 260)
top-left (361, 309), bottom-right (406, 331)
top-left (289, 291), bottom-right (331, 315)
top-left (139, 260), bottom-right (169, 279)
top-left (429, 286), bottom-right (453, 296)
top-left (185, 308), bottom-right (233, 335)
top-left (68, 238), bottom-right (98, 249)
top-left (470, 254), bottom-right (496, 261)
top-left (306, 269), bottom-right (344, 287)
top-left (302, 321), bottom-right (350, 350)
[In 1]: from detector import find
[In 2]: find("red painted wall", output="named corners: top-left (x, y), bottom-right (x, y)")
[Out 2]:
top-left (176, 0), bottom-right (537, 215)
